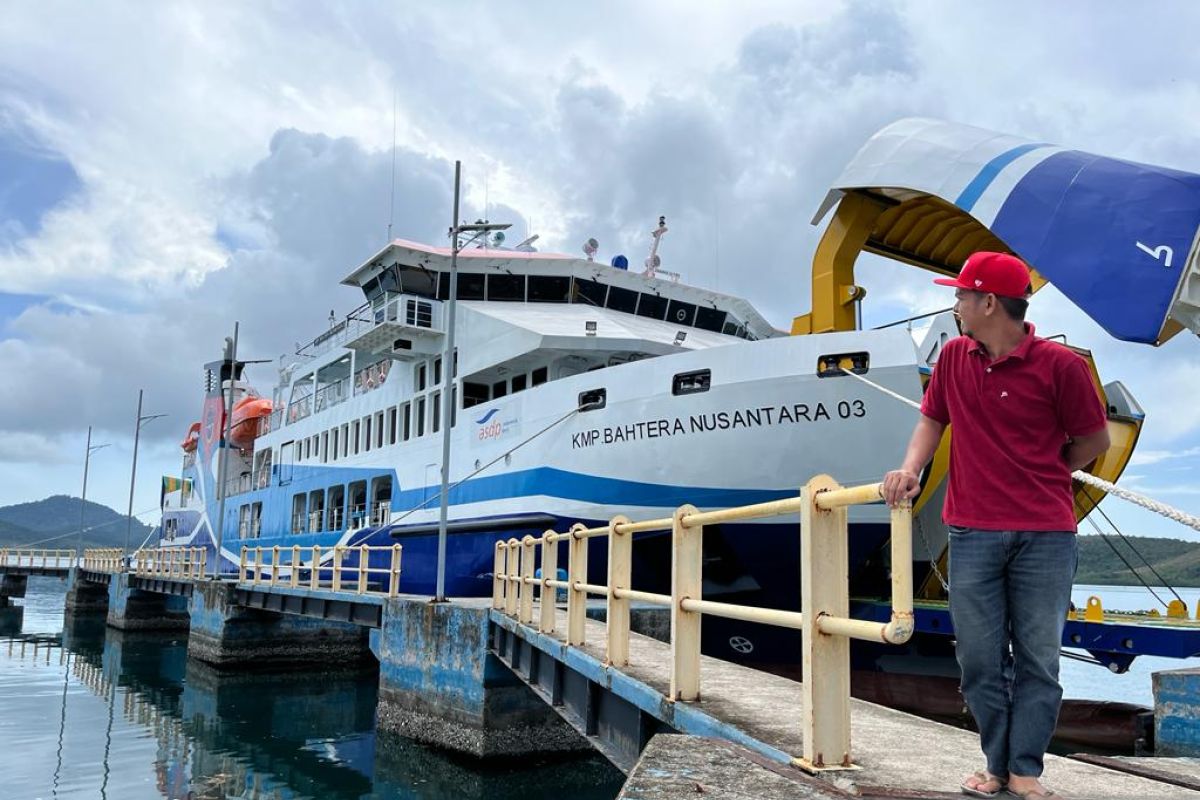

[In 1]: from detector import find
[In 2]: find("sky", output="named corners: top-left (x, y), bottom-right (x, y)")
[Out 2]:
top-left (0, 1), bottom-right (1197, 544)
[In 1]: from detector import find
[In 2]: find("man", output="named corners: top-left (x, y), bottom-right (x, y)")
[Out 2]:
top-left (882, 252), bottom-right (1110, 800)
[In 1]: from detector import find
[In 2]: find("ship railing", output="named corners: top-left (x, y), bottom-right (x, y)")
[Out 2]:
top-left (352, 360), bottom-right (392, 397)
top-left (238, 520), bottom-right (250, 538)
top-left (348, 503), bottom-right (368, 529)
top-left (132, 547), bottom-right (207, 580)
top-left (238, 544), bottom-right (403, 597)
top-left (371, 503), bottom-right (392, 527)
top-left (291, 514), bottom-right (307, 534)
top-left (82, 548), bottom-right (125, 573)
top-left (224, 473), bottom-right (254, 499)
top-left (308, 510), bottom-right (324, 533)
top-left (251, 519), bottom-right (261, 538)
top-left (0, 549), bottom-right (77, 570)
top-left (492, 475), bottom-right (914, 773)
top-left (314, 377), bottom-right (351, 412)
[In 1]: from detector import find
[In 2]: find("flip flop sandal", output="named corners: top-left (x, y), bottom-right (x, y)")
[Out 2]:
top-left (1007, 789), bottom-right (1060, 799)
top-left (961, 771), bottom-right (1007, 798)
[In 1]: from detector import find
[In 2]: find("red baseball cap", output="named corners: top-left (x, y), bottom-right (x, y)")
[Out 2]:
top-left (934, 251), bottom-right (1030, 298)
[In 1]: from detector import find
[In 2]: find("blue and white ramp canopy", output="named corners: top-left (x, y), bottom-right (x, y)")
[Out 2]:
top-left (815, 118), bottom-right (1200, 345)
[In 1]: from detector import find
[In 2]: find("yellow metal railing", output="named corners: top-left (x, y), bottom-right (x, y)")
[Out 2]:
top-left (0, 549), bottom-right (76, 570)
top-left (82, 548), bottom-right (125, 573)
top-left (239, 544), bottom-right (403, 597)
top-left (132, 547), bottom-right (207, 580)
top-left (492, 474), bottom-right (913, 772)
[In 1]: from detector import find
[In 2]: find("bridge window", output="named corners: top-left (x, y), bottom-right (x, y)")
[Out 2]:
top-left (606, 286), bottom-right (638, 314)
top-left (529, 275), bottom-right (571, 303)
top-left (492, 380), bottom-right (507, 399)
top-left (396, 264), bottom-right (437, 298)
top-left (487, 273), bottom-right (526, 301)
top-left (694, 307), bottom-right (727, 333)
top-left (456, 272), bottom-right (485, 301)
top-left (532, 366), bottom-right (548, 386)
top-left (511, 374), bottom-right (527, 393)
top-left (636, 293), bottom-right (668, 320)
top-left (667, 299), bottom-right (697, 327)
top-left (573, 278), bottom-right (608, 307)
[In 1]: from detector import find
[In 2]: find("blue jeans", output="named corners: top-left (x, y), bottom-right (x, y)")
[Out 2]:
top-left (948, 528), bottom-right (1077, 779)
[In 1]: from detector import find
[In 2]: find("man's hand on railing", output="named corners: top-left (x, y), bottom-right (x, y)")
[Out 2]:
top-left (882, 468), bottom-right (921, 508)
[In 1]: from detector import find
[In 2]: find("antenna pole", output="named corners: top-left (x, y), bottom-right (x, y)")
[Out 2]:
top-left (435, 162), bottom-right (461, 602)
top-left (387, 88), bottom-right (397, 243)
top-left (213, 321), bottom-right (239, 578)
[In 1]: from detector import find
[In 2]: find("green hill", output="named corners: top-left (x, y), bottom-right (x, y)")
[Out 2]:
top-left (1076, 534), bottom-right (1200, 588)
top-left (0, 495), bottom-right (154, 550)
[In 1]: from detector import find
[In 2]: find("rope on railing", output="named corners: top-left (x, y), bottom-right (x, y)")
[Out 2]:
top-left (837, 367), bottom-right (1200, 533)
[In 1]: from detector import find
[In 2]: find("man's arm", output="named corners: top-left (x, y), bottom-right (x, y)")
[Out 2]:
top-left (883, 414), bottom-right (947, 507)
top-left (1064, 427), bottom-right (1110, 471)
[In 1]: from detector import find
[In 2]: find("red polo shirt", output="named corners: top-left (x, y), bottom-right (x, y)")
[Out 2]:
top-left (919, 323), bottom-right (1107, 532)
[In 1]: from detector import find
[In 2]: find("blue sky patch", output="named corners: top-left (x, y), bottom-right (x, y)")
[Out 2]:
top-left (0, 127), bottom-right (81, 244)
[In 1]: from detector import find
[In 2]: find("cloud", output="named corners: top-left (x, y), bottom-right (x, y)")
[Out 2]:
top-left (1130, 447), bottom-right (1200, 467)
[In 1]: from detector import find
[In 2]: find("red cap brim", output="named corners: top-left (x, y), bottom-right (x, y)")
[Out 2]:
top-left (933, 276), bottom-right (969, 288)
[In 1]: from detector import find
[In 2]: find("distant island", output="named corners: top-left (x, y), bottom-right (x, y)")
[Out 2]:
top-left (0, 495), bottom-right (154, 551)
top-left (1075, 534), bottom-right (1200, 588)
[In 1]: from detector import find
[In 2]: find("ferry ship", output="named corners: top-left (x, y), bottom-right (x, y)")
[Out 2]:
top-left (159, 118), bottom-right (1200, 671)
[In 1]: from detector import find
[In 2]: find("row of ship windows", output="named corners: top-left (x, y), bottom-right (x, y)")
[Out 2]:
top-left (236, 475), bottom-right (395, 537)
top-left (292, 391), bottom-right (453, 465)
top-left (288, 366), bottom-right (713, 463)
top-left (363, 265), bottom-right (753, 337)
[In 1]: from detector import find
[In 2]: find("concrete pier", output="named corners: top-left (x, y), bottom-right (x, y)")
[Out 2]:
top-left (106, 573), bottom-right (189, 631)
top-left (374, 596), bottom-right (587, 758)
top-left (187, 580), bottom-right (371, 668)
top-left (64, 568), bottom-right (109, 614)
top-left (1154, 667), bottom-right (1200, 756)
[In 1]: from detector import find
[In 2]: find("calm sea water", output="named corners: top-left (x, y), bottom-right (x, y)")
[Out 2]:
top-left (1063, 583), bottom-right (1200, 706)
top-left (3, 579), bottom-right (1194, 798)
top-left (0, 577), bottom-right (624, 800)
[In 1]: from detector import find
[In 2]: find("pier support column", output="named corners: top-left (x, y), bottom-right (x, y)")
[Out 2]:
top-left (0, 573), bottom-right (27, 607)
top-left (107, 573), bottom-right (190, 631)
top-left (1154, 667), bottom-right (1200, 756)
top-left (187, 581), bottom-right (370, 668)
top-left (64, 567), bottom-right (109, 614)
top-left (375, 597), bottom-right (586, 758)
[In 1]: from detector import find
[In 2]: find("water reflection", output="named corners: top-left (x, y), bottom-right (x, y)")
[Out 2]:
top-left (1, 579), bottom-right (624, 799)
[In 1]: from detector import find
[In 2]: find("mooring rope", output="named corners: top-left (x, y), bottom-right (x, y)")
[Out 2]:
top-left (839, 367), bottom-right (1200, 533)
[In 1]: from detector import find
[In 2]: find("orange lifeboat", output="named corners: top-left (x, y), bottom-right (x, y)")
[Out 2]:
top-left (229, 396), bottom-right (273, 449)
top-left (181, 422), bottom-right (201, 452)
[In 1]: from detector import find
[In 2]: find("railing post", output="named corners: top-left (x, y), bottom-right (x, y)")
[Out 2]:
top-left (199, 548), bottom-right (207, 579)
top-left (253, 548), bottom-right (261, 586)
top-left (389, 544), bottom-right (401, 597)
top-left (670, 505), bottom-right (702, 701)
top-left (504, 538), bottom-right (520, 616)
top-left (332, 545), bottom-right (343, 592)
top-left (310, 546), bottom-right (320, 589)
top-left (518, 535), bottom-right (536, 625)
top-left (566, 524), bottom-right (588, 646)
top-left (271, 546), bottom-right (280, 586)
top-left (539, 531), bottom-right (558, 634)
top-left (291, 545), bottom-right (300, 588)
top-left (358, 544), bottom-right (368, 595)
top-left (240, 547), bottom-right (247, 582)
top-left (606, 515), bottom-right (632, 667)
top-left (800, 474), bottom-right (851, 771)
top-left (492, 542), bottom-right (506, 610)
